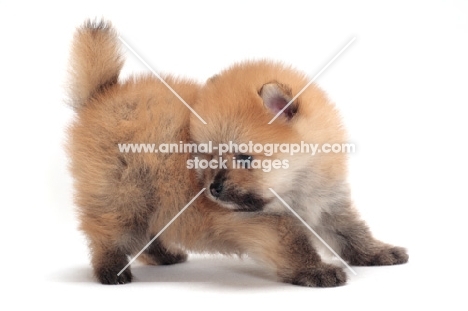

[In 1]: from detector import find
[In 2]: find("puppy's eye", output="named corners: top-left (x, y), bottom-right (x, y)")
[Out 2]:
top-left (236, 154), bottom-right (253, 163)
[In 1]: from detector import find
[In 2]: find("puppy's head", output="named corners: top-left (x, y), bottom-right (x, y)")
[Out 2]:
top-left (190, 61), bottom-right (347, 212)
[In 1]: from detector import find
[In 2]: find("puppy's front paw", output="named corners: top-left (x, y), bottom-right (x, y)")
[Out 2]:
top-left (96, 266), bottom-right (133, 285)
top-left (291, 264), bottom-right (347, 287)
top-left (370, 246), bottom-right (409, 266)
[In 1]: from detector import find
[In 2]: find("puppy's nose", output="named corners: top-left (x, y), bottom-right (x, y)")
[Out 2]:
top-left (210, 182), bottom-right (223, 198)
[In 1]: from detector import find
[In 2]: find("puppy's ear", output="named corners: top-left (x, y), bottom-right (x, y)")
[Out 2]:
top-left (259, 82), bottom-right (297, 120)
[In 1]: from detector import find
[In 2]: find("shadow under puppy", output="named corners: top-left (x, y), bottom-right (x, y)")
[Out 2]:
top-left (67, 20), bottom-right (342, 286)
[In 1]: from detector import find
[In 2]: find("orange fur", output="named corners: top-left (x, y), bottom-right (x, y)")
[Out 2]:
top-left (66, 20), bottom-right (345, 287)
top-left (191, 60), bottom-right (408, 273)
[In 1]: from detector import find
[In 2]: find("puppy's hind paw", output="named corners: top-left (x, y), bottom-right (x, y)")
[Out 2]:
top-left (96, 267), bottom-right (132, 285)
top-left (290, 264), bottom-right (347, 287)
top-left (140, 239), bottom-right (188, 266)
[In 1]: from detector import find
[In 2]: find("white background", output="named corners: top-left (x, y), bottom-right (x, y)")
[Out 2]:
top-left (1, 0), bottom-right (467, 310)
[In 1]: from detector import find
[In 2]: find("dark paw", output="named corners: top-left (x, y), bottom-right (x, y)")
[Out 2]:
top-left (158, 252), bottom-right (188, 265)
top-left (370, 246), bottom-right (409, 266)
top-left (291, 264), bottom-right (347, 287)
top-left (142, 239), bottom-right (188, 266)
top-left (96, 267), bottom-right (133, 285)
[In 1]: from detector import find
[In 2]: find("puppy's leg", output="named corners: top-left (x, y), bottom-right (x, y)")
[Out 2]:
top-left (88, 239), bottom-right (133, 285)
top-left (217, 214), bottom-right (347, 287)
top-left (171, 209), bottom-right (347, 287)
top-left (320, 201), bottom-right (409, 266)
top-left (80, 207), bottom-right (147, 284)
top-left (138, 238), bottom-right (188, 266)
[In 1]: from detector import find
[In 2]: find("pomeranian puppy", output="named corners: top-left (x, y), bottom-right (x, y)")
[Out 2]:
top-left (67, 20), bottom-right (346, 287)
top-left (191, 62), bottom-right (409, 269)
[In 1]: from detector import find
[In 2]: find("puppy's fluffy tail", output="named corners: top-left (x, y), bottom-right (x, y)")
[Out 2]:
top-left (68, 19), bottom-right (123, 110)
